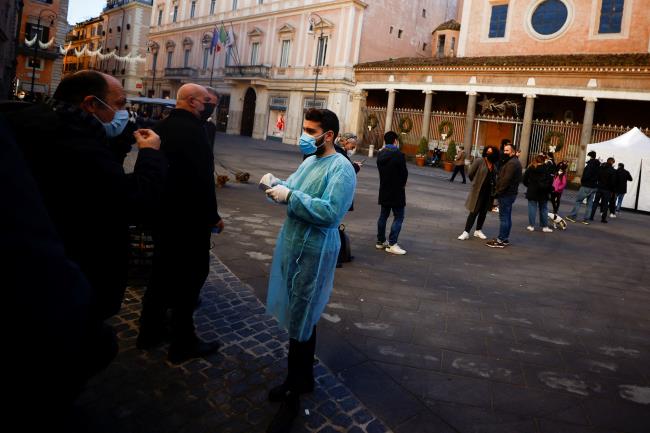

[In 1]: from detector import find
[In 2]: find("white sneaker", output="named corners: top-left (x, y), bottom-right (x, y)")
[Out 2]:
top-left (375, 241), bottom-right (389, 249)
top-left (491, 206), bottom-right (499, 213)
top-left (458, 231), bottom-right (470, 240)
top-left (542, 227), bottom-right (553, 233)
top-left (610, 213), bottom-right (617, 218)
top-left (385, 244), bottom-right (407, 255)
top-left (526, 226), bottom-right (535, 232)
top-left (473, 230), bottom-right (487, 240)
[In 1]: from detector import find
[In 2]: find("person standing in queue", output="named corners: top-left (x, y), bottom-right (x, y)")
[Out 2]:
top-left (138, 83), bottom-right (224, 364)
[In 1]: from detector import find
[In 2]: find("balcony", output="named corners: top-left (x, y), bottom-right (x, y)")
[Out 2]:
top-left (224, 65), bottom-right (271, 79)
top-left (164, 67), bottom-right (198, 79)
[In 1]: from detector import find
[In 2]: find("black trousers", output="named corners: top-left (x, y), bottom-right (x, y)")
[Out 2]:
top-left (450, 165), bottom-right (466, 182)
top-left (140, 228), bottom-right (211, 344)
top-left (550, 191), bottom-right (562, 214)
top-left (590, 189), bottom-right (611, 222)
top-left (286, 327), bottom-right (317, 391)
top-left (465, 190), bottom-right (491, 232)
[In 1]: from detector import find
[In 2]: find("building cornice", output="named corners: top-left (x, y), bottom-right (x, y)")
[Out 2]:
top-left (354, 54), bottom-right (650, 74)
top-left (149, 0), bottom-right (367, 39)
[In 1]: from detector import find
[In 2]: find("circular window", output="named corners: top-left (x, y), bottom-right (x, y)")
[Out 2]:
top-left (529, 0), bottom-right (571, 38)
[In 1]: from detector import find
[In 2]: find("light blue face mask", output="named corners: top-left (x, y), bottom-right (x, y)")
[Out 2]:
top-left (94, 96), bottom-right (129, 137)
top-left (298, 131), bottom-right (327, 155)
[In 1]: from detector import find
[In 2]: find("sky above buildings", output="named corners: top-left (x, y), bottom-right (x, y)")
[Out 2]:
top-left (68, 0), bottom-right (105, 25)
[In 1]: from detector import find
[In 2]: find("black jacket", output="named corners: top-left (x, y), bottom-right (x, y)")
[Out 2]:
top-left (377, 146), bottom-right (408, 207)
top-left (154, 109), bottom-right (220, 229)
top-left (615, 168), bottom-right (633, 194)
top-left (597, 163), bottom-right (617, 191)
top-left (4, 101), bottom-right (167, 320)
top-left (495, 156), bottom-right (522, 197)
top-left (523, 164), bottom-right (552, 201)
top-left (581, 158), bottom-right (600, 188)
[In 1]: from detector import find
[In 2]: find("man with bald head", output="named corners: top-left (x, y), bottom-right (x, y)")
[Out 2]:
top-left (138, 83), bottom-right (223, 364)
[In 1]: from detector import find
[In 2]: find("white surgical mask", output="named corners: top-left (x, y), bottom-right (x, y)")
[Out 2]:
top-left (93, 96), bottom-right (129, 137)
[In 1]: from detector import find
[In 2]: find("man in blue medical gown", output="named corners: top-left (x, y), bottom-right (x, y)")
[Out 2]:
top-left (260, 108), bottom-right (356, 433)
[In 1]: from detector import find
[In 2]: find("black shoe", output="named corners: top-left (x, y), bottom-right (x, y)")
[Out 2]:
top-left (266, 395), bottom-right (300, 433)
top-left (601, 219), bottom-right (608, 223)
top-left (168, 339), bottom-right (220, 364)
top-left (336, 262), bottom-right (342, 268)
top-left (268, 380), bottom-right (314, 402)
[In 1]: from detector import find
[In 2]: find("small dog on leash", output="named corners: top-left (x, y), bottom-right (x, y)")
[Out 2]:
top-left (548, 213), bottom-right (567, 230)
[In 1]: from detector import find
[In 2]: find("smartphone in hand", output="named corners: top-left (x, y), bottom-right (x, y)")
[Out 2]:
top-left (259, 183), bottom-right (271, 191)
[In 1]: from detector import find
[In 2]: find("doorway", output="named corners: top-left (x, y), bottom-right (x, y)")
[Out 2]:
top-left (241, 87), bottom-right (256, 137)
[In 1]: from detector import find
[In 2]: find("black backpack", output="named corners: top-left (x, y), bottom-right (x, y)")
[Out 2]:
top-left (338, 224), bottom-right (352, 264)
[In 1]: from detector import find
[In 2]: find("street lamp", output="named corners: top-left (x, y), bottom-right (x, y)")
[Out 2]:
top-left (147, 41), bottom-right (159, 98)
top-left (308, 13), bottom-right (325, 105)
top-left (29, 8), bottom-right (57, 101)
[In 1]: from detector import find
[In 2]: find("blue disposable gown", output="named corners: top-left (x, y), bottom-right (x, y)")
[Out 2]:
top-left (266, 153), bottom-right (356, 341)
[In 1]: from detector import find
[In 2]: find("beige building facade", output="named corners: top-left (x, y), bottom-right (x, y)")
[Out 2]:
top-left (101, 0), bottom-right (151, 96)
top-left (146, 0), bottom-right (456, 144)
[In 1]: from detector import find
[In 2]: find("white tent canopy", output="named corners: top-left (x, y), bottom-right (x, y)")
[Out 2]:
top-left (587, 127), bottom-right (650, 212)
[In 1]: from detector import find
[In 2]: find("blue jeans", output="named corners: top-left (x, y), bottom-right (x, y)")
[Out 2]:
top-left (616, 193), bottom-right (625, 212)
top-left (498, 195), bottom-right (517, 242)
top-left (377, 205), bottom-right (404, 245)
top-left (527, 200), bottom-right (549, 227)
top-left (567, 186), bottom-right (596, 220)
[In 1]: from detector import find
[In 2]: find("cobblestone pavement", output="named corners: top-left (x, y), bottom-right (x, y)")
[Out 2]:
top-left (68, 252), bottom-right (391, 433)
top-left (209, 134), bottom-right (650, 433)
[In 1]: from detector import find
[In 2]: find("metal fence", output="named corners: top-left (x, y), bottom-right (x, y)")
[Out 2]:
top-left (363, 106), bottom-right (467, 148)
top-left (591, 124), bottom-right (650, 143)
top-left (529, 120), bottom-right (582, 171)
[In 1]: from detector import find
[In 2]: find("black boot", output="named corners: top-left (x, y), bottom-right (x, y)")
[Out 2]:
top-left (168, 335), bottom-right (220, 364)
top-left (268, 336), bottom-right (315, 402)
top-left (266, 393), bottom-right (300, 433)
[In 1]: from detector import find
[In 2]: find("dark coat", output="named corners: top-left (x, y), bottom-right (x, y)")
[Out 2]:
top-left (615, 168), bottom-right (633, 194)
top-left (5, 101), bottom-right (167, 321)
top-left (377, 146), bottom-right (408, 207)
top-left (495, 155), bottom-right (522, 197)
top-left (154, 109), bottom-right (220, 229)
top-left (1, 119), bottom-right (117, 417)
top-left (597, 163), bottom-right (617, 191)
top-left (580, 158), bottom-right (600, 188)
top-left (523, 164), bottom-right (553, 201)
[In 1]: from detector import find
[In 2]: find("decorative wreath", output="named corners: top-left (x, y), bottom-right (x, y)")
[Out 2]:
top-left (438, 120), bottom-right (454, 139)
top-left (367, 113), bottom-right (379, 130)
top-left (543, 130), bottom-right (565, 152)
top-left (398, 116), bottom-right (413, 134)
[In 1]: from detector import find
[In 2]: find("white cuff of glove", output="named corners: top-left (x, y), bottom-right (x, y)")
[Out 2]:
top-left (266, 185), bottom-right (291, 203)
top-left (260, 173), bottom-right (280, 188)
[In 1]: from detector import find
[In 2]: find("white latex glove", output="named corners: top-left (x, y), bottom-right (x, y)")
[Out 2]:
top-left (266, 185), bottom-right (291, 203)
top-left (260, 173), bottom-right (280, 188)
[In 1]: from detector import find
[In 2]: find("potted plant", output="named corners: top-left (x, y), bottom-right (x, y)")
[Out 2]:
top-left (443, 140), bottom-right (456, 172)
top-left (416, 137), bottom-right (428, 167)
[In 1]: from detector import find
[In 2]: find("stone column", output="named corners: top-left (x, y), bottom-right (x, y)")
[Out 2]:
top-left (463, 91), bottom-right (477, 156)
top-left (384, 88), bottom-right (396, 133)
top-left (576, 97), bottom-right (597, 178)
top-left (349, 90), bottom-right (367, 141)
top-left (422, 90), bottom-right (434, 139)
top-left (226, 86), bottom-right (245, 136)
top-left (518, 93), bottom-right (536, 167)
top-left (252, 88), bottom-right (269, 140)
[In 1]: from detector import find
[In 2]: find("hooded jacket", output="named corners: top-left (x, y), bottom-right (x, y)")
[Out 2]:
top-left (580, 158), bottom-right (600, 188)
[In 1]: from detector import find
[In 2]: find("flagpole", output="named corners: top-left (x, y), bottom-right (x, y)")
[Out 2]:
top-left (209, 46), bottom-right (217, 86)
top-left (228, 21), bottom-right (242, 67)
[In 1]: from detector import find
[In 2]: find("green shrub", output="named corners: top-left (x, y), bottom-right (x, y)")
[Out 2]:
top-left (417, 137), bottom-right (428, 156)
top-left (446, 140), bottom-right (457, 162)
